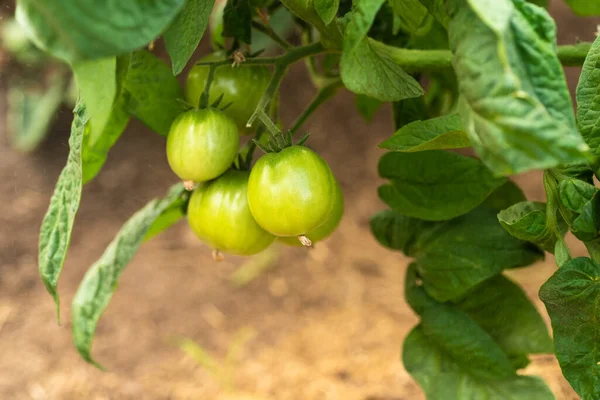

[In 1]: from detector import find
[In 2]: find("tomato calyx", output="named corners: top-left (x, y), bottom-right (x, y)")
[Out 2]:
top-left (253, 128), bottom-right (311, 154)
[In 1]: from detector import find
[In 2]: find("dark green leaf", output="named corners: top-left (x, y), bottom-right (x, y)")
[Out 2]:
top-left (481, 180), bottom-right (526, 211)
top-left (577, 36), bottom-right (600, 155)
top-left (81, 55), bottom-right (131, 184)
top-left (379, 114), bottom-right (470, 152)
top-left (72, 57), bottom-right (117, 139)
top-left (38, 103), bottom-right (87, 322)
top-left (378, 151), bottom-right (506, 221)
top-left (498, 201), bottom-right (557, 252)
top-left (449, 0), bottom-right (587, 175)
top-left (15, 0), bottom-right (185, 63)
top-left (7, 72), bottom-right (66, 152)
top-left (355, 95), bottom-right (383, 123)
top-left (526, 0), bottom-right (547, 7)
top-left (388, 0), bottom-right (429, 34)
top-left (540, 257), bottom-right (600, 399)
top-left (571, 192), bottom-right (600, 242)
top-left (559, 179), bottom-right (596, 214)
top-left (416, 0), bottom-right (449, 27)
top-left (403, 326), bottom-right (555, 400)
top-left (564, 0), bottom-right (600, 16)
top-left (72, 183), bottom-right (186, 368)
top-left (164, 0), bottom-right (215, 75)
top-left (456, 275), bottom-right (553, 359)
top-left (370, 210), bottom-right (427, 255)
top-left (223, 0), bottom-right (252, 44)
top-left (124, 50), bottom-right (184, 136)
top-left (392, 96), bottom-right (427, 130)
top-left (314, 0), bottom-right (339, 25)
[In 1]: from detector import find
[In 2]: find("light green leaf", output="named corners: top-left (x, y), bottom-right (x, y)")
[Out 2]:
top-left (15, 0), bottom-right (185, 63)
top-left (380, 114), bottom-right (470, 152)
top-left (540, 257), bottom-right (600, 399)
top-left (124, 50), bottom-right (184, 136)
top-left (164, 0), bottom-right (215, 75)
top-left (341, 38), bottom-right (424, 101)
top-left (342, 0), bottom-right (385, 55)
top-left (564, 0), bottom-right (600, 16)
top-left (143, 193), bottom-right (189, 241)
top-left (38, 103), bottom-right (88, 322)
top-left (498, 201), bottom-right (557, 252)
top-left (388, 0), bottom-right (429, 34)
top-left (403, 326), bottom-right (555, 400)
top-left (72, 57), bottom-right (117, 141)
top-left (449, 0), bottom-right (587, 175)
top-left (280, 0), bottom-right (343, 48)
top-left (577, 35), bottom-right (600, 155)
top-left (81, 56), bottom-right (131, 184)
top-left (355, 95), bottom-right (383, 123)
top-left (378, 151), bottom-right (506, 221)
top-left (314, 0), bottom-right (339, 25)
top-left (416, 0), bottom-right (449, 27)
top-left (7, 72), bottom-right (66, 152)
top-left (456, 275), bottom-right (553, 359)
top-left (72, 183), bottom-right (186, 368)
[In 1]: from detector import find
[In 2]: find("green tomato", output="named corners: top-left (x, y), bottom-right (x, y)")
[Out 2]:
top-left (187, 170), bottom-right (276, 256)
top-left (166, 108), bottom-right (239, 182)
top-left (247, 146), bottom-right (336, 237)
top-left (279, 178), bottom-right (344, 246)
top-left (185, 53), bottom-right (271, 135)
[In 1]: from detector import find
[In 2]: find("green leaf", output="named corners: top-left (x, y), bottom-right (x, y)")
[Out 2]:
top-left (164, 0), bottom-right (215, 75)
top-left (571, 192), bottom-right (600, 242)
top-left (72, 57), bottom-right (117, 140)
top-left (388, 0), bottom-right (429, 34)
top-left (355, 95), bottom-right (383, 123)
top-left (223, 0), bottom-right (252, 44)
top-left (370, 210), bottom-right (428, 254)
top-left (392, 96), bottom-right (428, 130)
top-left (81, 55), bottom-right (132, 184)
top-left (378, 151), bottom-right (506, 221)
top-left (577, 36), bottom-right (600, 155)
top-left (379, 114), bottom-right (470, 152)
top-left (527, 0), bottom-right (547, 7)
top-left (72, 183), bottom-right (186, 368)
top-left (143, 193), bottom-right (189, 241)
top-left (342, 0), bottom-right (385, 55)
top-left (7, 72), bottom-right (66, 152)
top-left (280, 0), bottom-right (343, 49)
top-left (314, 0), bottom-right (339, 25)
top-left (15, 0), bottom-right (185, 63)
top-left (416, 0), bottom-right (449, 27)
top-left (124, 50), bottom-right (184, 136)
top-left (564, 0), bottom-right (600, 16)
top-left (403, 326), bottom-right (555, 400)
top-left (448, 0), bottom-right (588, 175)
top-left (498, 201), bottom-right (557, 252)
top-left (341, 38), bottom-right (424, 102)
top-left (456, 275), bottom-right (553, 359)
top-left (539, 257), bottom-right (600, 399)
top-left (38, 103), bottom-right (87, 322)
top-left (559, 179), bottom-right (596, 214)
top-left (481, 180), bottom-right (526, 211)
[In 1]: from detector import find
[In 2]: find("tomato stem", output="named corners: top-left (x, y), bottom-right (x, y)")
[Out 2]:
top-left (251, 20), bottom-right (292, 51)
top-left (199, 64), bottom-right (217, 109)
top-left (289, 79), bottom-right (343, 135)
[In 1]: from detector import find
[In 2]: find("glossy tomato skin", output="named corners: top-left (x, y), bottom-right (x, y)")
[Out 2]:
top-left (187, 170), bottom-right (275, 256)
top-left (279, 178), bottom-right (344, 246)
top-left (185, 53), bottom-right (271, 135)
top-left (166, 108), bottom-right (239, 182)
top-left (247, 146), bottom-right (336, 237)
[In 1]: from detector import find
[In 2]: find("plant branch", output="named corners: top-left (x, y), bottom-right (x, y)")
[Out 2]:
top-left (290, 79), bottom-right (343, 135)
top-left (251, 20), bottom-right (292, 50)
top-left (199, 64), bottom-right (217, 109)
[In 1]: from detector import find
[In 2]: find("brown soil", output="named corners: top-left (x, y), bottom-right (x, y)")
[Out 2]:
top-left (0, 1), bottom-right (598, 399)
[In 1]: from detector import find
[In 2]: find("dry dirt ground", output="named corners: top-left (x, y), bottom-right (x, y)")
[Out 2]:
top-left (0, 2), bottom-right (599, 399)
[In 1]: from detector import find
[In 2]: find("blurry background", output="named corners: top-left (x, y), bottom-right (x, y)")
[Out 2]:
top-left (0, 1), bottom-right (599, 399)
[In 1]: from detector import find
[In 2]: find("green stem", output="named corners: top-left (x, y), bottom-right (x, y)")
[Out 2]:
top-left (558, 42), bottom-right (593, 66)
top-left (251, 20), bottom-right (292, 50)
top-left (199, 64), bottom-right (217, 109)
top-left (290, 80), bottom-right (343, 134)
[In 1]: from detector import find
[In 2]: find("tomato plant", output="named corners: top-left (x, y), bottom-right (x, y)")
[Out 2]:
top-left (19, 0), bottom-right (600, 398)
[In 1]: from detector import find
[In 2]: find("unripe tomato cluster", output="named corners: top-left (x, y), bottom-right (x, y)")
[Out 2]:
top-left (166, 53), bottom-right (344, 257)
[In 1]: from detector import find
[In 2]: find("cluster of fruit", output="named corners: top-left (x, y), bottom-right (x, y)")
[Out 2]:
top-left (166, 53), bottom-right (344, 258)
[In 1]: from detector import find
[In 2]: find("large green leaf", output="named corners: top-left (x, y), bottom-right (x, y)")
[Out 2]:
top-left (448, 0), bottom-right (587, 175)
top-left (379, 114), bottom-right (470, 152)
top-left (455, 275), bottom-right (553, 360)
top-left (577, 36), bottom-right (600, 155)
top-left (223, 0), bottom-right (252, 44)
top-left (38, 103), bottom-right (87, 322)
top-left (314, 0), bottom-right (339, 25)
top-left (378, 151), bottom-right (506, 221)
top-left (71, 183), bottom-right (186, 368)
top-left (124, 50), bottom-right (184, 136)
top-left (164, 0), bottom-right (215, 75)
top-left (564, 0), bottom-right (600, 16)
top-left (559, 179), bottom-right (596, 214)
top-left (342, 0), bottom-right (385, 55)
top-left (280, 0), bottom-right (342, 48)
top-left (559, 179), bottom-right (600, 242)
top-left (388, 0), bottom-right (429, 34)
top-left (81, 55), bottom-right (132, 184)
top-left (540, 257), bottom-right (600, 399)
top-left (15, 0), bottom-right (185, 63)
top-left (416, 0), bottom-right (449, 27)
top-left (403, 326), bottom-right (555, 400)
top-left (497, 201), bottom-right (557, 252)
top-left (72, 57), bottom-right (117, 140)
